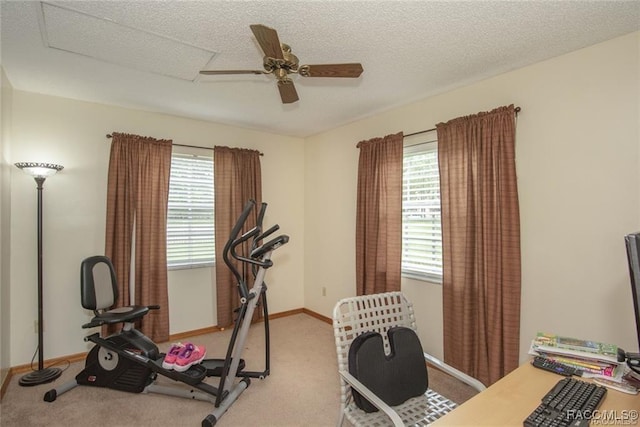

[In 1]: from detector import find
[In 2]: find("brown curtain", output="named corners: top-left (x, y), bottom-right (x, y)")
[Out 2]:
top-left (355, 132), bottom-right (403, 295)
top-left (214, 146), bottom-right (262, 327)
top-left (437, 105), bottom-right (521, 386)
top-left (105, 132), bottom-right (172, 342)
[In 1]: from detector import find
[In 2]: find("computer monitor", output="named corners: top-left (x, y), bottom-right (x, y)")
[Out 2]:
top-left (623, 232), bottom-right (640, 351)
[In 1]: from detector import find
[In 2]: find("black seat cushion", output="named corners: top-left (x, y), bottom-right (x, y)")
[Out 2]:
top-left (348, 326), bottom-right (428, 413)
top-left (82, 305), bottom-right (150, 329)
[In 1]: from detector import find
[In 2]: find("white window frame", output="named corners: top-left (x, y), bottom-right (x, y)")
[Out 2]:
top-left (402, 139), bottom-right (443, 283)
top-left (166, 152), bottom-right (215, 270)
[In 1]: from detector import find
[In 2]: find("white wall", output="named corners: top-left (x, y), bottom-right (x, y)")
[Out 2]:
top-left (1, 68), bottom-right (14, 384)
top-left (304, 32), bottom-right (640, 362)
top-left (8, 93), bottom-right (304, 365)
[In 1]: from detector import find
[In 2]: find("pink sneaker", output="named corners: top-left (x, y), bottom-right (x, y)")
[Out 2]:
top-left (174, 343), bottom-right (206, 372)
top-left (162, 343), bottom-right (184, 370)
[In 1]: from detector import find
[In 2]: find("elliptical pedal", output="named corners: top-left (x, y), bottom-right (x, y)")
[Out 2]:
top-left (150, 356), bottom-right (208, 385)
top-left (200, 358), bottom-right (246, 377)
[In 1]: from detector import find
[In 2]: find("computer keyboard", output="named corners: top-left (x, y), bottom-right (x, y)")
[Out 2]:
top-left (523, 377), bottom-right (607, 427)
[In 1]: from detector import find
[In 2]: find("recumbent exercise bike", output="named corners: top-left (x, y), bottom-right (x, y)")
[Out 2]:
top-left (44, 200), bottom-right (288, 427)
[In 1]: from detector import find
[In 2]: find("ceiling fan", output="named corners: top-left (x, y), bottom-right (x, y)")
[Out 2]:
top-left (199, 24), bottom-right (363, 104)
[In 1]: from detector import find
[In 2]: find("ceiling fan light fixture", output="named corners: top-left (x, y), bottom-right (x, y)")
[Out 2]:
top-left (199, 24), bottom-right (363, 104)
top-left (275, 68), bottom-right (289, 80)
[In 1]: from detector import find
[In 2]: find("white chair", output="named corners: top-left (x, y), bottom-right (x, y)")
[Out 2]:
top-left (332, 291), bottom-right (486, 426)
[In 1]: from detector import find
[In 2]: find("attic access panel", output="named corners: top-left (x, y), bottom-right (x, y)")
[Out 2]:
top-left (39, 2), bottom-right (216, 81)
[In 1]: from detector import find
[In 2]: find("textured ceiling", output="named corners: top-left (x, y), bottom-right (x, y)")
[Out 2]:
top-left (2, 1), bottom-right (639, 137)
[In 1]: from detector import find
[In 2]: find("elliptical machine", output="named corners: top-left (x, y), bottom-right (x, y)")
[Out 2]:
top-left (44, 200), bottom-right (288, 427)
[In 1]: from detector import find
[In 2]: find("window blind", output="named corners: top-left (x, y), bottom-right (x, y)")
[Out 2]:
top-left (402, 143), bottom-right (442, 282)
top-left (167, 153), bottom-right (215, 269)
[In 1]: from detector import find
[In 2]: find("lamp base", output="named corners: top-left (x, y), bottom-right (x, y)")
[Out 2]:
top-left (18, 367), bottom-right (62, 387)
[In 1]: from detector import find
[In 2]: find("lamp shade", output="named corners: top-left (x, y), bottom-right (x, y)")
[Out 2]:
top-left (15, 162), bottom-right (64, 179)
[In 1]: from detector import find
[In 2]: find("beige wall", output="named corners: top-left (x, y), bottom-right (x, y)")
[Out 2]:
top-left (304, 32), bottom-right (640, 362)
top-left (8, 93), bottom-right (305, 365)
top-left (1, 69), bottom-right (14, 385)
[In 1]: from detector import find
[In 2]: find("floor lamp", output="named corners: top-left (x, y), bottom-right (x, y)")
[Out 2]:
top-left (15, 162), bottom-right (64, 386)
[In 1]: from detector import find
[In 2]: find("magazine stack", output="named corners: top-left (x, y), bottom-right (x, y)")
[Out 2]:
top-left (529, 332), bottom-right (626, 382)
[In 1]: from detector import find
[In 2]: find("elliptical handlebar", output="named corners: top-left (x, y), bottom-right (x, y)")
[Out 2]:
top-left (256, 202), bottom-right (267, 232)
top-left (251, 235), bottom-right (289, 259)
top-left (229, 200), bottom-right (256, 245)
top-left (222, 199), bottom-right (257, 287)
top-left (231, 227), bottom-right (274, 269)
top-left (255, 224), bottom-right (280, 243)
top-left (223, 200), bottom-right (289, 290)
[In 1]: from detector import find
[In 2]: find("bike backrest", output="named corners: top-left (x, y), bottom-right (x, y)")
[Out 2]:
top-left (81, 255), bottom-right (118, 311)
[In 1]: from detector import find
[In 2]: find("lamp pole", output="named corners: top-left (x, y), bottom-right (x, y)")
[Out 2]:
top-left (15, 162), bottom-right (64, 386)
top-left (35, 177), bottom-right (45, 374)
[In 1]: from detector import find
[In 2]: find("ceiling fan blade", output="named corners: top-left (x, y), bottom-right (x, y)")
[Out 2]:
top-left (278, 80), bottom-right (299, 104)
top-left (299, 63), bottom-right (363, 78)
top-left (200, 70), bottom-right (266, 75)
top-left (250, 24), bottom-right (284, 60)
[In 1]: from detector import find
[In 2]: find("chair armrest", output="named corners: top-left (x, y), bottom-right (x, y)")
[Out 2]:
top-left (338, 370), bottom-right (404, 427)
top-left (423, 352), bottom-right (486, 392)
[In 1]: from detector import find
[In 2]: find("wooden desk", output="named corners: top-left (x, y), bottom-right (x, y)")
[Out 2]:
top-left (431, 363), bottom-right (640, 426)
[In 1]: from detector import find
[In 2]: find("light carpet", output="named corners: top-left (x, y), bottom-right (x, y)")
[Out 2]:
top-left (0, 314), bottom-right (478, 426)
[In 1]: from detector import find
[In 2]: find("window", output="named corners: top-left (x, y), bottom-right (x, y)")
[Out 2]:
top-left (166, 153), bottom-right (215, 269)
top-left (402, 141), bottom-right (442, 282)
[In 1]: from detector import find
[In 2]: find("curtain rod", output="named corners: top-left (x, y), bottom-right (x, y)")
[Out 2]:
top-left (404, 106), bottom-right (521, 138)
top-left (105, 134), bottom-right (264, 156)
